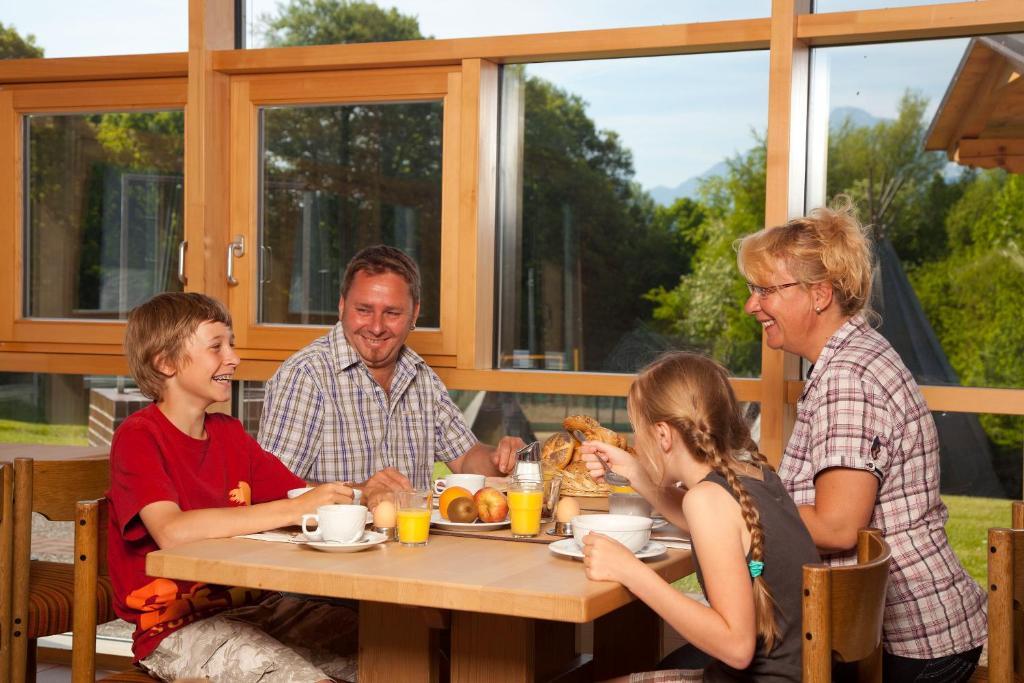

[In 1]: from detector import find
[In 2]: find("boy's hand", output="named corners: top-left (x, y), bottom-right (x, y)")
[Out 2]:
top-left (296, 482), bottom-right (354, 510)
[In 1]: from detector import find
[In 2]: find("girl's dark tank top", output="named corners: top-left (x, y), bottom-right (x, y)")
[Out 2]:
top-left (693, 467), bottom-right (819, 683)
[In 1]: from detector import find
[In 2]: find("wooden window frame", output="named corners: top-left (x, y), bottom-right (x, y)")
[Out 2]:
top-left (224, 65), bottom-right (462, 362)
top-left (0, 74), bottom-right (188, 349)
top-left (0, 1), bottom-right (1021, 465)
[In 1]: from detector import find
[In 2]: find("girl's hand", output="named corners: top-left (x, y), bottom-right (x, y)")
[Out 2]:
top-left (580, 441), bottom-right (652, 491)
top-left (581, 531), bottom-right (644, 583)
top-left (295, 482), bottom-right (354, 511)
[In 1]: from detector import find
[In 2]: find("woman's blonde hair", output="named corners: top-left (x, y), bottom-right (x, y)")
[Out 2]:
top-left (628, 351), bottom-right (782, 652)
top-left (735, 196), bottom-right (874, 317)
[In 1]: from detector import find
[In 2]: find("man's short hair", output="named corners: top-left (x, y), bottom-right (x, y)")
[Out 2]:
top-left (125, 292), bottom-right (232, 401)
top-left (341, 245), bottom-right (421, 307)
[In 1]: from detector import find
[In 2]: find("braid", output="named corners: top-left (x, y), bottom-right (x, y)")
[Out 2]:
top-left (694, 424), bottom-right (782, 653)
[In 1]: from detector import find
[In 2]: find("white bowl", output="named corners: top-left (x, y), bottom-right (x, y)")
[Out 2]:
top-left (608, 492), bottom-right (653, 517)
top-left (571, 514), bottom-right (652, 553)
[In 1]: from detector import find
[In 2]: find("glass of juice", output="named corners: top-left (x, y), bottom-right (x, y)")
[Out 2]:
top-left (397, 489), bottom-right (432, 546)
top-left (508, 479), bottom-right (543, 538)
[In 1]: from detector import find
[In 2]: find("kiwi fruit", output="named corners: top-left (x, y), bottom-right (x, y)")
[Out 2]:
top-left (447, 497), bottom-right (478, 523)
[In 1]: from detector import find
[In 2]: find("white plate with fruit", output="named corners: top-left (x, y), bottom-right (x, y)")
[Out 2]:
top-left (433, 485), bottom-right (511, 529)
top-left (430, 510), bottom-right (510, 531)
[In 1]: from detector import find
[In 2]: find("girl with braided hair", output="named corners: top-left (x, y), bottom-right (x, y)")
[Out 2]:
top-left (581, 352), bottom-right (818, 682)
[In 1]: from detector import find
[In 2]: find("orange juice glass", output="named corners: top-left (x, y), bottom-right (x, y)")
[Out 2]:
top-left (508, 480), bottom-right (543, 538)
top-left (397, 490), bottom-right (431, 546)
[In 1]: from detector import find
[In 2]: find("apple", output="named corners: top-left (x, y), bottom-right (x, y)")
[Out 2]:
top-left (474, 487), bottom-right (508, 523)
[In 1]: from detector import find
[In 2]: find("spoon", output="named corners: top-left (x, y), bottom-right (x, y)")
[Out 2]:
top-left (571, 429), bottom-right (631, 488)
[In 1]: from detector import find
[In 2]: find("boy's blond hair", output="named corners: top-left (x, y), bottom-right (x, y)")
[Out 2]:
top-left (125, 293), bottom-right (232, 401)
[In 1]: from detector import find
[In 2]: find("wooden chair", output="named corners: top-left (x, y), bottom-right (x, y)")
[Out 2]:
top-left (7, 456), bottom-right (114, 683)
top-left (802, 528), bottom-right (892, 682)
top-left (0, 462), bottom-right (15, 681)
top-left (971, 500), bottom-right (1024, 682)
top-left (74, 497), bottom-right (156, 682)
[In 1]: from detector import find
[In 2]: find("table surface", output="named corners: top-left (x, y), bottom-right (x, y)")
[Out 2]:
top-left (147, 532), bottom-right (693, 624)
top-left (0, 443), bottom-right (108, 461)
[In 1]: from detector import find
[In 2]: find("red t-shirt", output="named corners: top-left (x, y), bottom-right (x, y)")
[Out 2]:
top-left (106, 403), bottom-right (305, 661)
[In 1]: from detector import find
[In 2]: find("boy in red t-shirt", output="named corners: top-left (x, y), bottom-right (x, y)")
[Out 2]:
top-left (108, 293), bottom-right (359, 682)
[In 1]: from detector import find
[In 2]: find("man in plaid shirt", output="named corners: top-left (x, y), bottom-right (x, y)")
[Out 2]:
top-left (258, 245), bottom-right (524, 503)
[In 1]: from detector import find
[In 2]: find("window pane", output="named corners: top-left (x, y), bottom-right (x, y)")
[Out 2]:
top-left (25, 112), bottom-right (185, 319)
top-left (245, 1), bottom-right (770, 49)
top-left (807, 37), bottom-right (1024, 391)
top-left (258, 102), bottom-right (443, 326)
top-left (498, 53), bottom-right (769, 376)
top-left (813, 0), bottom-right (976, 12)
top-left (3, 3), bottom-right (187, 59)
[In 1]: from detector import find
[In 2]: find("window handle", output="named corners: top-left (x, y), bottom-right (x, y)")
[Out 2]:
top-left (227, 235), bottom-right (245, 286)
top-left (177, 240), bottom-right (188, 286)
top-left (261, 245), bottom-right (273, 284)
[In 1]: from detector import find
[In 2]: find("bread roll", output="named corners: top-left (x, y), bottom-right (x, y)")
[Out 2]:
top-left (541, 432), bottom-right (574, 470)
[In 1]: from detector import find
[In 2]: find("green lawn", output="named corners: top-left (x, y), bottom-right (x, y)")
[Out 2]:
top-left (0, 419), bottom-right (88, 445)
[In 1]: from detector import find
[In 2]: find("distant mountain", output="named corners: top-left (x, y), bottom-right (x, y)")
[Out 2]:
top-left (648, 107), bottom-right (888, 206)
top-left (648, 160), bottom-right (730, 206)
top-left (830, 106), bottom-right (884, 130)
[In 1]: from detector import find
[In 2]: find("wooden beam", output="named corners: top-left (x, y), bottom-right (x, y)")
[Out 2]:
top-left (456, 59), bottom-right (499, 370)
top-left (759, 0), bottom-right (810, 466)
top-left (186, 0), bottom-right (235, 300)
top-left (786, 380), bottom-right (1024, 416)
top-left (797, 1), bottom-right (1024, 46)
top-left (0, 53), bottom-right (187, 84)
top-left (212, 19), bottom-right (772, 75)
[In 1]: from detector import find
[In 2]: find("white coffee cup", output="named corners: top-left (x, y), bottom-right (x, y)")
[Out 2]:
top-left (287, 486), bottom-right (314, 499)
top-left (433, 473), bottom-right (486, 495)
top-left (301, 504), bottom-right (368, 543)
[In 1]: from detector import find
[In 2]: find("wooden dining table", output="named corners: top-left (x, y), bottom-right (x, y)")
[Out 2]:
top-left (147, 528), bottom-right (694, 682)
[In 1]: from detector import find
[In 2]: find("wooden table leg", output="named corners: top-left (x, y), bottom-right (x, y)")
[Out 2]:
top-left (450, 612), bottom-right (577, 683)
top-left (358, 601), bottom-right (440, 683)
top-left (592, 600), bottom-right (662, 679)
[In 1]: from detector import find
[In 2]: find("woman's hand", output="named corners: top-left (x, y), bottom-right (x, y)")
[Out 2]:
top-left (580, 441), bottom-right (652, 491)
top-left (581, 531), bottom-right (644, 583)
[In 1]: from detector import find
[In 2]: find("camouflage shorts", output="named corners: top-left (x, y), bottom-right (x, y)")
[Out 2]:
top-left (139, 593), bottom-right (359, 683)
top-left (629, 669), bottom-right (704, 683)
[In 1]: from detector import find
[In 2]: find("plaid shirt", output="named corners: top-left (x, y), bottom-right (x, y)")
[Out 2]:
top-left (257, 324), bottom-right (478, 490)
top-left (781, 316), bottom-right (986, 659)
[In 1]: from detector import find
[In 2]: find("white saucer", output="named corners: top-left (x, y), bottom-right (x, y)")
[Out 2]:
top-left (548, 538), bottom-right (668, 560)
top-left (303, 531), bottom-right (387, 553)
top-left (430, 509), bottom-right (510, 531)
top-left (651, 518), bottom-right (668, 530)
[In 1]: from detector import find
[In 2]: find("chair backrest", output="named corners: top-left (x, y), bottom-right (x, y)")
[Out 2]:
top-left (73, 497), bottom-right (111, 682)
top-left (986, 500), bottom-right (1024, 680)
top-left (803, 528), bottom-right (892, 683)
top-left (9, 456), bottom-right (110, 683)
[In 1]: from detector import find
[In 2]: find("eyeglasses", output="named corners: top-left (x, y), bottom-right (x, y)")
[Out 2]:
top-left (745, 281), bottom-right (801, 297)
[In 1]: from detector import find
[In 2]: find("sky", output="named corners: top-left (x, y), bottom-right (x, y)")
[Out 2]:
top-left (3, 0), bottom-right (971, 191)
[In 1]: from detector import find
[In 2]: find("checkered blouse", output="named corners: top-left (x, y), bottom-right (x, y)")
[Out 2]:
top-left (781, 316), bottom-right (987, 659)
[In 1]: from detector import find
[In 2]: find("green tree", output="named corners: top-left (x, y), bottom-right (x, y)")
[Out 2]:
top-left (827, 92), bottom-right (947, 264)
top-left (645, 139), bottom-right (766, 375)
top-left (0, 22), bottom-right (43, 59)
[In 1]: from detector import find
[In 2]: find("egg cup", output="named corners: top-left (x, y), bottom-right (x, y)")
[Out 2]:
top-left (547, 521), bottom-right (573, 537)
top-left (372, 526), bottom-right (397, 541)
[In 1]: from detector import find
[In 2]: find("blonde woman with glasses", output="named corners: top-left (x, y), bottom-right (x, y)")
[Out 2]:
top-left (735, 199), bottom-right (985, 682)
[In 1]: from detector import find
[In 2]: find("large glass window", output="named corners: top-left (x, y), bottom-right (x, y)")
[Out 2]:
top-left (24, 111), bottom-right (185, 319)
top-left (497, 53), bottom-right (769, 376)
top-left (2, 3), bottom-right (187, 59)
top-left (244, 0), bottom-right (770, 49)
top-left (807, 36), bottom-right (1024, 497)
top-left (258, 101), bottom-right (443, 326)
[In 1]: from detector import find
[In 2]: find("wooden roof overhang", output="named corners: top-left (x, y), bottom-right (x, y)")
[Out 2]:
top-left (925, 34), bottom-right (1024, 172)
